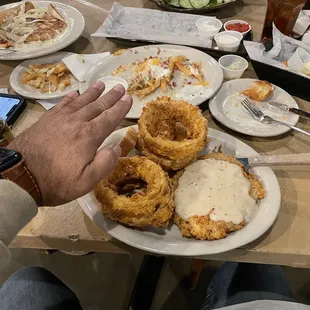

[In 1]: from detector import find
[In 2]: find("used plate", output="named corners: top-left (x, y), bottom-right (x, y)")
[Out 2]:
top-left (78, 125), bottom-right (281, 256)
top-left (10, 52), bottom-right (78, 100)
top-left (209, 79), bottom-right (300, 137)
top-left (151, 0), bottom-right (236, 14)
top-left (0, 1), bottom-right (85, 61)
top-left (79, 45), bottom-right (223, 119)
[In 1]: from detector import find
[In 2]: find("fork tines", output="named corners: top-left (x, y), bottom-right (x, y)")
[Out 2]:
top-left (241, 98), bottom-right (263, 119)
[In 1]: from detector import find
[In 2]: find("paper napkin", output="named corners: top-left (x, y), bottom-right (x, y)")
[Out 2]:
top-left (37, 98), bottom-right (61, 110)
top-left (62, 52), bottom-right (110, 82)
top-left (0, 88), bottom-right (8, 94)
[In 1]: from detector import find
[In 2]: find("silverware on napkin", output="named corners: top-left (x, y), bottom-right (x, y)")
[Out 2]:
top-left (237, 153), bottom-right (310, 170)
top-left (268, 101), bottom-right (310, 120)
top-left (241, 98), bottom-right (310, 137)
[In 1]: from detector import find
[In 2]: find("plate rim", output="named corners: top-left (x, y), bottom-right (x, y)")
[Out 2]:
top-left (9, 51), bottom-right (79, 100)
top-left (0, 1), bottom-right (85, 61)
top-left (78, 125), bottom-right (281, 256)
top-left (79, 44), bottom-right (223, 119)
top-left (209, 78), bottom-right (300, 138)
top-left (150, 0), bottom-right (237, 13)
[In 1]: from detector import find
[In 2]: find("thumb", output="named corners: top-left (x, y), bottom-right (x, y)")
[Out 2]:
top-left (81, 144), bottom-right (121, 189)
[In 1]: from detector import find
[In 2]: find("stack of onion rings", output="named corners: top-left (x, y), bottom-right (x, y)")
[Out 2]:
top-left (94, 156), bottom-right (174, 228)
top-left (137, 96), bottom-right (208, 170)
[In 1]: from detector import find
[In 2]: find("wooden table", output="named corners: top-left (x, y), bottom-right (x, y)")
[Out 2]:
top-left (3, 0), bottom-right (310, 267)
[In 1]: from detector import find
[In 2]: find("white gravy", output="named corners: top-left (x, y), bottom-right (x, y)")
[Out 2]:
top-left (175, 159), bottom-right (258, 224)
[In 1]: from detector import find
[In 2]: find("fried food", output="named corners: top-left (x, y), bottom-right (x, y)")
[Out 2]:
top-left (174, 56), bottom-right (205, 84)
top-left (94, 156), bottom-right (174, 228)
top-left (242, 80), bottom-right (273, 101)
top-left (137, 96), bottom-right (208, 170)
top-left (126, 55), bottom-right (207, 98)
top-left (128, 57), bottom-right (175, 98)
top-left (0, 2), bottom-right (67, 49)
top-left (174, 152), bottom-right (264, 240)
top-left (119, 127), bottom-right (138, 157)
top-left (22, 62), bottom-right (72, 93)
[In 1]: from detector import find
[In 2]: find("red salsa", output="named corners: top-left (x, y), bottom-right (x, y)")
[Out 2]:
top-left (226, 23), bottom-right (250, 33)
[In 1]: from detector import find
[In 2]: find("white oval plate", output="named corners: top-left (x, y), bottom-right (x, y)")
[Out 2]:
top-left (209, 79), bottom-right (299, 137)
top-left (79, 45), bottom-right (223, 119)
top-left (10, 52), bottom-right (78, 100)
top-left (0, 1), bottom-right (85, 61)
top-left (78, 125), bottom-right (281, 256)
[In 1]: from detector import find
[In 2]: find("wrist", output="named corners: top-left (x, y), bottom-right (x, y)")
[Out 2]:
top-left (0, 147), bottom-right (42, 206)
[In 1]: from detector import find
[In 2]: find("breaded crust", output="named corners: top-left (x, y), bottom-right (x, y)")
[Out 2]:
top-left (119, 127), bottom-right (138, 157)
top-left (137, 136), bottom-right (198, 171)
top-left (242, 80), bottom-right (273, 102)
top-left (137, 96), bottom-right (208, 170)
top-left (173, 153), bottom-right (265, 240)
top-left (95, 156), bottom-right (175, 228)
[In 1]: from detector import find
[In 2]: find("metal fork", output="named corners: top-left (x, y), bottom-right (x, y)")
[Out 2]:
top-left (241, 98), bottom-right (310, 137)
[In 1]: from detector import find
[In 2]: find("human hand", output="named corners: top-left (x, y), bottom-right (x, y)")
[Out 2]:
top-left (8, 81), bottom-right (132, 206)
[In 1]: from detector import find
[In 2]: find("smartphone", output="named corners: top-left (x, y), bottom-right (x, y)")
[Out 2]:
top-left (0, 93), bottom-right (26, 126)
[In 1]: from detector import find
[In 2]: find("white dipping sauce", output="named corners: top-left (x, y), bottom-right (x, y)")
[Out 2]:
top-left (198, 21), bottom-right (218, 31)
top-left (97, 76), bottom-right (128, 97)
top-left (216, 35), bottom-right (239, 45)
top-left (175, 159), bottom-right (258, 224)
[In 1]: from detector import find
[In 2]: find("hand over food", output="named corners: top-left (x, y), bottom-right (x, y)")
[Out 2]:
top-left (8, 82), bottom-right (132, 206)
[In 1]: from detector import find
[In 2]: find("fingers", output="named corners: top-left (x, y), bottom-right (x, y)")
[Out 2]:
top-left (53, 90), bottom-right (79, 112)
top-left (81, 144), bottom-right (121, 189)
top-left (63, 81), bottom-right (105, 113)
top-left (90, 93), bottom-right (133, 141)
top-left (78, 84), bottom-right (126, 121)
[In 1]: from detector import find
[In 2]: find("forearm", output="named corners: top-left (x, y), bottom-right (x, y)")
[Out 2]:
top-left (0, 180), bottom-right (38, 267)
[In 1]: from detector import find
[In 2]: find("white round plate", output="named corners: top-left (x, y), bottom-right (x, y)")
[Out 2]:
top-left (78, 125), bottom-right (281, 256)
top-left (79, 45), bottom-right (223, 119)
top-left (10, 52), bottom-right (78, 100)
top-left (209, 79), bottom-right (300, 137)
top-left (0, 1), bottom-right (85, 61)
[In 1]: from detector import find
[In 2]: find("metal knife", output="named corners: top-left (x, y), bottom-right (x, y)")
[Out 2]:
top-left (268, 101), bottom-right (310, 120)
top-left (237, 153), bottom-right (310, 170)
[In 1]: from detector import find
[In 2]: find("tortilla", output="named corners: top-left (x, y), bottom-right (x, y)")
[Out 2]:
top-left (0, 2), bottom-right (35, 26)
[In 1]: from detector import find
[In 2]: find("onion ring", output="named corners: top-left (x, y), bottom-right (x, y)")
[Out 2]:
top-left (137, 136), bottom-right (198, 171)
top-left (137, 96), bottom-right (208, 170)
top-left (94, 156), bottom-right (174, 228)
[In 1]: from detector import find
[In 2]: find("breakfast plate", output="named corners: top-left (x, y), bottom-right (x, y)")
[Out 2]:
top-left (209, 79), bottom-right (300, 137)
top-left (78, 125), bottom-right (281, 256)
top-left (0, 1), bottom-right (85, 61)
top-left (79, 45), bottom-right (223, 119)
top-left (10, 52), bottom-right (78, 100)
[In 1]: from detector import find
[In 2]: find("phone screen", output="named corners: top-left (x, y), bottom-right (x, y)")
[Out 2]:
top-left (0, 96), bottom-right (20, 121)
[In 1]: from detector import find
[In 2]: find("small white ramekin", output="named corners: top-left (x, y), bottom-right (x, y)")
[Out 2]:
top-left (214, 31), bottom-right (243, 52)
top-left (218, 55), bottom-right (248, 80)
top-left (224, 19), bottom-right (251, 37)
top-left (196, 17), bottom-right (223, 40)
